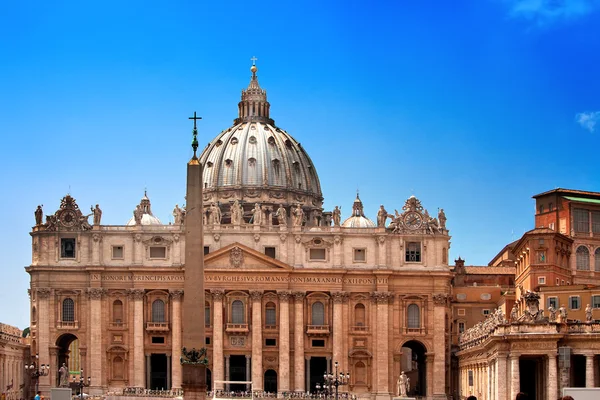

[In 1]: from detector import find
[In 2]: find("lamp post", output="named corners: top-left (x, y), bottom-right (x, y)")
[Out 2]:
top-left (321, 361), bottom-right (350, 400)
top-left (72, 370), bottom-right (91, 400)
top-left (24, 354), bottom-right (50, 396)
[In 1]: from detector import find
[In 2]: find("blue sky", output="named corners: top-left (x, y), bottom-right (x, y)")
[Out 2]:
top-left (1, 0), bottom-right (599, 328)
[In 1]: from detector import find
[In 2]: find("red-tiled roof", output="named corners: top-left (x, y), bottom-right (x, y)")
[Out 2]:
top-left (533, 188), bottom-right (600, 199)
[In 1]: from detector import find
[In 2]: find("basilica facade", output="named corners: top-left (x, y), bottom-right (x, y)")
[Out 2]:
top-left (26, 64), bottom-right (453, 400)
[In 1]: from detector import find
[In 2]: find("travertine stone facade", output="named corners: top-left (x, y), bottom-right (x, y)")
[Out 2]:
top-left (0, 323), bottom-right (29, 400)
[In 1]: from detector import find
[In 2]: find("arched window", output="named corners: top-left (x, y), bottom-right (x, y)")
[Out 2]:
top-left (576, 246), bottom-right (590, 270)
top-left (205, 301), bottom-right (211, 328)
top-left (354, 303), bottom-right (365, 326)
top-left (62, 298), bottom-right (75, 322)
top-left (311, 301), bottom-right (325, 325)
top-left (232, 300), bottom-right (245, 324)
top-left (113, 356), bottom-right (124, 380)
top-left (152, 299), bottom-right (165, 323)
top-left (265, 302), bottom-right (276, 326)
top-left (407, 304), bottom-right (420, 328)
top-left (113, 300), bottom-right (123, 323)
top-left (595, 248), bottom-right (600, 272)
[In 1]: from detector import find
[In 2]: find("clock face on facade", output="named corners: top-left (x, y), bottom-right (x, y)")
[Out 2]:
top-left (403, 211), bottom-right (423, 229)
top-left (59, 209), bottom-right (77, 227)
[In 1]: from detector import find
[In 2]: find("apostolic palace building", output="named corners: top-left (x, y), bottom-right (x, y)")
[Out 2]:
top-left (15, 64), bottom-right (600, 400)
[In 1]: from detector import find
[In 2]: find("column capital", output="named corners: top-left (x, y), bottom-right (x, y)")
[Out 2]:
top-left (278, 290), bottom-right (291, 301)
top-left (249, 290), bottom-right (263, 301)
top-left (128, 288), bottom-right (145, 300)
top-left (293, 291), bottom-right (306, 301)
top-left (211, 289), bottom-right (225, 301)
top-left (169, 289), bottom-right (184, 299)
top-left (370, 291), bottom-right (393, 304)
top-left (331, 291), bottom-right (348, 304)
top-left (432, 293), bottom-right (451, 306)
top-left (87, 288), bottom-right (106, 299)
top-left (36, 288), bottom-right (52, 299)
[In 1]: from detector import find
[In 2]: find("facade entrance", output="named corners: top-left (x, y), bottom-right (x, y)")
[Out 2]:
top-left (309, 357), bottom-right (328, 393)
top-left (229, 355), bottom-right (248, 392)
top-left (56, 333), bottom-right (78, 387)
top-left (401, 341), bottom-right (426, 397)
top-left (150, 354), bottom-right (168, 390)
top-left (519, 357), bottom-right (545, 400)
top-left (264, 369), bottom-right (277, 393)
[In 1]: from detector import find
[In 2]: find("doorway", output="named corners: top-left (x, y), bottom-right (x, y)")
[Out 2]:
top-left (309, 357), bottom-right (328, 393)
top-left (401, 341), bottom-right (427, 397)
top-left (264, 369), bottom-right (277, 394)
top-left (229, 355), bottom-right (247, 392)
top-left (520, 357), bottom-right (545, 400)
top-left (150, 354), bottom-right (168, 390)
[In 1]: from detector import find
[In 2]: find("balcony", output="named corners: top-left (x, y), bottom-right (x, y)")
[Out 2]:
top-left (57, 321), bottom-right (79, 330)
top-left (351, 325), bottom-right (369, 334)
top-left (146, 322), bottom-right (169, 332)
top-left (109, 322), bottom-right (128, 330)
top-left (226, 323), bottom-right (249, 334)
top-left (264, 325), bottom-right (278, 331)
top-left (306, 324), bottom-right (330, 336)
top-left (403, 327), bottom-right (426, 335)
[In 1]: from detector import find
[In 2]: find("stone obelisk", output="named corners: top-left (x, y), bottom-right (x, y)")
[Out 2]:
top-left (182, 112), bottom-right (207, 400)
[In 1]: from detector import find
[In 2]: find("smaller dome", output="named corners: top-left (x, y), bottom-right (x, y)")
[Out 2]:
top-left (342, 193), bottom-right (375, 228)
top-left (126, 191), bottom-right (163, 226)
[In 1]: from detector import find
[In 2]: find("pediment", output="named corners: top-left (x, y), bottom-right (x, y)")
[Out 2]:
top-left (204, 243), bottom-right (292, 270)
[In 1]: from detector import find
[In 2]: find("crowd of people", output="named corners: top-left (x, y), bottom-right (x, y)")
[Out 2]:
top-left (466, 393), bottom-right (577, 400)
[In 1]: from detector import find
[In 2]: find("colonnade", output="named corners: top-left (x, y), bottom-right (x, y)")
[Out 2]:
top-left (0, 354), bottom-right (25, 398)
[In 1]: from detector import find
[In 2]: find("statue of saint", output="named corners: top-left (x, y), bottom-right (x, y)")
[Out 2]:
top-left (547, 305), bottom-right (557, 322)
top-left (210, 203), bottom-right (222, 225)
top-left (59, 363), bottom-right (69, 387)
top-left (510, 304), bottom-right (519, 322)
top-left (558, 304), bottom-right (568, 323)
top-left (133, 205), bottom-right (142, 225)
top-left (91, 204), bottom-right (102, 225)
top-left (230, 199), bottom-right (243, 225)
top-left (173, 204), bottom-right (183, 225)
top-left (377, 205), bottom-right (388, 228)
top-left (251, 203), bottom-right (262, 225)
top-left (438, 208), bottom-right (447, 230)
top-left (34, 205), bottom-right (43, 226)
top-left (293, 204), bottom-right (304, 227)
top-left (332, 206), bottom-right (341, 227)
top-left (585, 304), bottom-right (593, 322)
top-left (275, 205), bottom-right (287, 226)
top-left (396, 371), bottom-right (410, 397)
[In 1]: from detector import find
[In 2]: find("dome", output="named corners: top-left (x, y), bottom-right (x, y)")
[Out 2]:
top-left (342, 193), bottom-right (376, 228)
top-left (199, 63), bottom-right (323, 220)
top-left (126, 191), bottom-right (162, 226)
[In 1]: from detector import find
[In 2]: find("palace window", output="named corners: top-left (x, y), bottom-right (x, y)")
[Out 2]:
top-left (592, 295), bottom-right (600, 309)
top-left (205, 302), bottom-right (211, 327)
top-left (482, 309), bottom-right (491, 316)
top-left (593, 212), bottom-right (600, 233)
top-left (574, 209), bottom-right (589, 233)
top-left (152, 300), bottom-right (165, 323)
top-left (112, 246), bottom-right (124, 259)
top-left (62, 298), bottom-right (75, 322)
top-left (539, 204), bottom-right (545, 214)
top-left (457, 308), bottom-right (465, 316)
top-left (548, 297), bottom-right (558, 309)
top-left (458, 322), bottom-right (465, 333)
top-left (60, 238), bottom-right (76, 258)
top-left (596, 248), bottom-right (600, 272)
top-left (576, 246), bottom-right (590, 270)
top-left (311, 301), bottom-right (325, 325)
top-left (538, 276), bottom-right (546, 285)
top-left (405, 242), bottom-right (421, 262)
top-left (112, 300), bottom-right (123, 324)
top-left (354, 303), bottom-right (366, 326)
top-left (231, 300), bottom-right (245, 324)
top-left (407, 304), bottom-right (420, 328)
top-left (149, 246), bottom-right (166, 259)
top-left (265, 302), bottom-right (277, 326)
top-left (570, 296), bottom-right (581, 310)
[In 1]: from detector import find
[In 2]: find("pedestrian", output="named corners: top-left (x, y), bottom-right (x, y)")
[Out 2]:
top-left (467, 396), bottom-right (477, 400)
top-left (515, 393), bottom-right (528, 400)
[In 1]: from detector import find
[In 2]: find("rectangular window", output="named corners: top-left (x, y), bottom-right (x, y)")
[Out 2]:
top-left (353, 248), bottom-right (366, 262)
top-left (548, 297), bottom-right (558, 309)
top-left (457, 309), bottom-right (466, 316)
top-left (265, 308), bottom-right (276, 326)
top-left (538, 276), bottom-right (546, 285)
top-left (112, 246), bottom-right (124, 259)
top-left (593, 295), bottom-right (600, 309)
top-left (265, 338), bottom-right (276, 347)
top-left (309, 248), bottom-right (326, 261)
top-left (206, 337), bottom-right (211, 345)
top-left (574, 209), bottom-right (589, 233)
top-left (570, 296), bottom-right (581, 310)
top-left (468, 370), bottom-right (473, 386)
top-left (549, 203), bottom-right (554, 211)
top-left (593, 212), bottom-right (600, 233)
top-left (60, 238), bottom-right (76, 258)
top-left (151, 336), bottom-right (165, 344)
top-left (459, 322), bottom-right (465, 333)
top-left (405, 242), bottom-right (421, 262)
top-left (549, 222), bottom-right (555, 231)
top-left (264, 247), bottom-right (276, 258)
top-left (556, 278), bottom-right (560, 285)
top-left (482, 309), bottom-right (490, 316)
top-left (204, 246), bottom-right (210, 255)
top-left (311, 339), bottom-right (325, 347)
top-left (149, 246), bottom-right (166, 258)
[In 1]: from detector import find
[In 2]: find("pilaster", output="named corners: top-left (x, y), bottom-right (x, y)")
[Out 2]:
top-left (87, 287), bottom-right (105, 394)
top-left (212, 289), bottom-right (225, 391)
top-left (129, 289), bottom-right (145, 387)
top-left (250, 290), bottom-right (264, 391)
top-left (170, 289), bottom-right (184, 389)
top-left (278, 291), bottom-right (291, 393)
top-left (293, 291), bottom-right (305, 392)
top-left (548, 353), bottom-right (557, 400)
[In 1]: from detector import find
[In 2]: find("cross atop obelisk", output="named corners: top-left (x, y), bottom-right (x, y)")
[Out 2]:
top-left (181, 112), bottom-right (207, 400)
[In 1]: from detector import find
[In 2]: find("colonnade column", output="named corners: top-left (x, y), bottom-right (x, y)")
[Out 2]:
top-left (36, 288), bottom-right (51, 394)
top-left (548, 352), bottom-right (557, 399)
top-left (495, 352), bottom-right (507, 400)
top-left (293, 292), bottom-right (305, 393)
top-left (245, 356), bottom-right (251, 391)
top-left (278, 291), bottom-right (291, 393)
top-left (509, 354), bottom-right (520, 400)
top-left (170, 290), bottom-right (184, 390)
top-left (88, 288), bottom-right (105, 394)
top-left (250, 291), bottom-right (264, 392)
top-left (371, 292), bottom-right (391, 399)
top-left (586, 353), bottom-right (595, 387)
top-left (130, 289), bottom-right (146, 388)
top-left (212, 290), bottom-right (225, 391)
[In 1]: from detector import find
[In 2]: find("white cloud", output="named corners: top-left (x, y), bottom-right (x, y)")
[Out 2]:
top-left (575, 111), bottom-right (600, 132)
top-left (505, 0), bottom-right (599, 25)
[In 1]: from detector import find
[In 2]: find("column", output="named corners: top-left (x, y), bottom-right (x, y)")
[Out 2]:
top-left (245, 356), bottom-right (251, 391)
top-left (278, 291), bottom-right (291, 393)
top-left (130, 289), bottom-right (146, 388)
top-left (488, 362), bottom-right (492, 400)
top-left (305, 357), bottom-right (311, 393)
top-left (372, 292), bottom-right (391, 399)
top-left (586, 354), bottom-right (595, 387)
top-left (250, 291), bottom-right (263, 391)
top-left (225, 356), bottom-right (230, 391)
top-left (170, 290), bottom-right (184, 389)
top-left (548, 353), bottom-right (557, 400)
top-left (293, 292), bottom-right (305, 393)
top-left (332, 293), bottom-right (344, 366)
top-left (432, 294), bottom-right (449, 398)
top-left (36, 288), bottom-right (51, 394)
top-left (509, 354), bottom-right (520, 400)
top-left (212, 290), bottom-right (225, 391)
top-left (88, 288), bottom-right (104, 393)
top-left (167, 355), bottom-right (171, 389)
top-left (146, 355), bottom-right (151, 389)
top-left (496, 353), bottom-right (507, 400)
